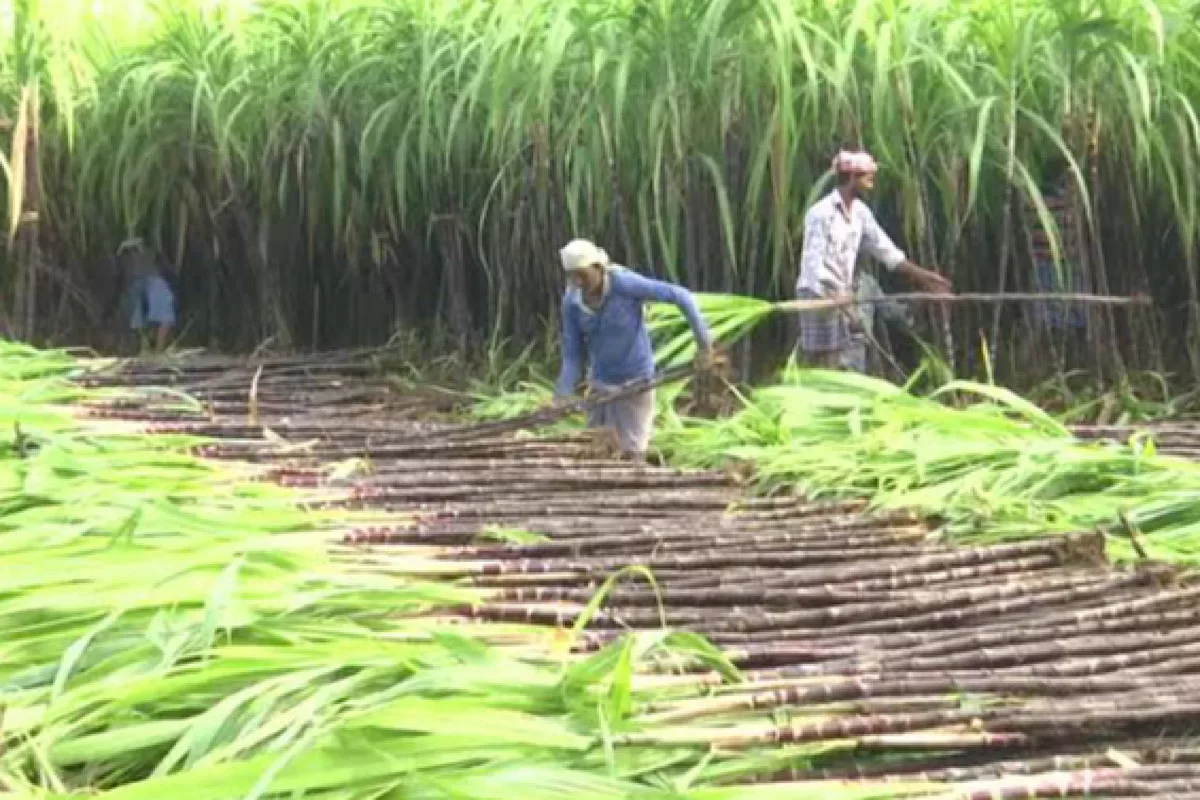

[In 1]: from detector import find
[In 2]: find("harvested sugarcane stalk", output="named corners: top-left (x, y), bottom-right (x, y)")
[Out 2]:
top-left (733, 613), bottom-right (1198, 675)
top-left (469, 553), bottom-right (1070, 593)
top-left (691, 555), bottom-right (1069, 594)
top-left (442, 532), bottom-right (927, 565)
top-left (800, 290), bottom-right (1153, 309)
top-left (869, 627), bottom-right (1200, 674)
top-left (918, 771), bottom-right (1170, 800)
top-left (874, 605), bottom-right (1200, 660)
top-left (485, 576), bottom-right (923, 605)
top-left (639, 674), bottom-right (1200, 724)
top-left (617, 707), bottom-right (1004, 748)
top-left (412, 364), bottom-right (699, 442)
top-left (755, 749), bottom-right (1118, 783)
top-left (477, 575), bottom-right (1124, 642)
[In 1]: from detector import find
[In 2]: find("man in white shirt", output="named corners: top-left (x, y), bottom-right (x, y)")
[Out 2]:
top-left (795, 150), bottom-right (951, 370)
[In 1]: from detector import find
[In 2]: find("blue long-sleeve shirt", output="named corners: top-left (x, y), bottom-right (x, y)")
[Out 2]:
top-left (554, 266), bottom-right (711, 397)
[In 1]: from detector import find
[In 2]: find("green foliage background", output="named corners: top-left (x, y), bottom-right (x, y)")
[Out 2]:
top-left (0, 0), bottom-right (1196, 380)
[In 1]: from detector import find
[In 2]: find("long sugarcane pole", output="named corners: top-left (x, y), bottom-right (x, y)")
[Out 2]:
top-left (415, 364), bottom-right (699, 442)
top-left (784, 291), bottom-right (1152, 311)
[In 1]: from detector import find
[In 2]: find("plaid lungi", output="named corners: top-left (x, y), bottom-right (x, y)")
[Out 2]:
top-left (797, 288), bottom-right (863, 351)
top-left (796, 288), bottom-right (867, 372)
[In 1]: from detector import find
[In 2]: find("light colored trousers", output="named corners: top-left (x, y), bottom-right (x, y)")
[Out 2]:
top-left (586, 381), bottom-right (656, 456)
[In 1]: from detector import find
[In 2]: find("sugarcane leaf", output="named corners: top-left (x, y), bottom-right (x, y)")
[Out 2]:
top-left (673, 746), bottom-right (717, 793)
top-left (429, 632), bottom-right (494, 663)
top-left (49, 604), bottom-right (128, 702)
top-left (349, 698), bottom-right (592, 750)
top-left (105, 505), bottom-right (143, 548)
top-left (930, 379), bottom-right (1069, 435)
top-left (564, 565), bottom-right (665, 656)
top-left (653, 632), bottom-right (741, 684)
top-left (243, 697), bottom-right (328, 800)
top-left (605, 636), bottom-right (637, 724)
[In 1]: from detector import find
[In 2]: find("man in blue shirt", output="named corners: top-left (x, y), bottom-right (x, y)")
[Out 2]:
top-left (553, 238), bottom-right (714, 460)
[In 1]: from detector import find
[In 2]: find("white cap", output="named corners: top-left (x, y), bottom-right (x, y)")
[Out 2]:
top-left (559, 238), bottom-right (609, 272)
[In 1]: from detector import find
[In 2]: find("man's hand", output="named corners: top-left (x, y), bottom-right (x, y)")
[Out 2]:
top-left (897, 261), bottom-right (952, 295)
top-left (916, 267), bottom-right (952, 294)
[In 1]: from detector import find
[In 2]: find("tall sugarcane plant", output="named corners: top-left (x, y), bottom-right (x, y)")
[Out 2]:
top-left (0, 0), bottom-right (1195, 381)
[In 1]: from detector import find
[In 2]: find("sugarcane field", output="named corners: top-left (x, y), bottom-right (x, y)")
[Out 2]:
top-left (13, 0), bottom-right (1200, 799)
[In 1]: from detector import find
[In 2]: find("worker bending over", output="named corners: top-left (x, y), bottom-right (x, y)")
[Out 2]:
top-left (796, 149), bottom-right (951, 371)
top-left (553, 238), bottom-right (714, 461)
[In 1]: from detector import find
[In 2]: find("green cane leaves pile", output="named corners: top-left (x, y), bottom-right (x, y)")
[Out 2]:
top-left (655, 367), bottom-right (1200, 563)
